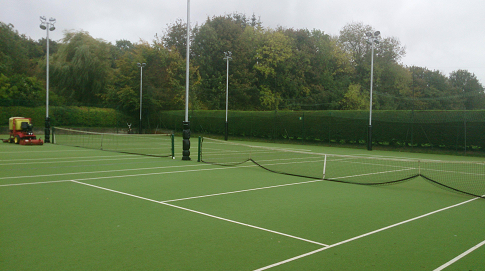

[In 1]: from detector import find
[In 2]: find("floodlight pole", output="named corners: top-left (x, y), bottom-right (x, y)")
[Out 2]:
top-left (40, 16), bottom-right (56, 143)
top-left (137, 63), bottom-right (146, 134)
top-left (223, 51), bottom-right (232, 141)
top-left (366, 31), bottom-right (380, 151)
top-left (182, 0), bottom-right (191, 160)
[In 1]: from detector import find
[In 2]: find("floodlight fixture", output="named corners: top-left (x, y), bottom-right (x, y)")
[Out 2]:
top-left (224, 51), bottom-right (232, 60)
top-left (39, 15), bottom-right (56, 143)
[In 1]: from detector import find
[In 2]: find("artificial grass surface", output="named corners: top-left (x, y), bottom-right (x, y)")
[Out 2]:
top-left (1, 140), bottom-right (484, 270)
top-left (1, 182), bottom-right (319, 270)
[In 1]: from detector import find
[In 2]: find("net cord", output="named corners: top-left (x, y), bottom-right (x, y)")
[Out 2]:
top-left (420, 174), bottom-right (484, 199)
top-left (53, 127), bottom-right (174, 158)
top-left (199, 137), bottom-right (484, 199)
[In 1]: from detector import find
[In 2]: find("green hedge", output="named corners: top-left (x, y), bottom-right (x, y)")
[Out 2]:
top-left (159, 110), bottom-right (485, 151)
top-left (2, 107), bottom-right (482, 152)
top-left (0, 106), bottom-right (127, 128)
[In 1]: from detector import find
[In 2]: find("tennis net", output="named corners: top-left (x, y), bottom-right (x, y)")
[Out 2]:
top-left (53, 127), bottom-right (174, 158)
top-left (199, 137), bottom-right (485, 198)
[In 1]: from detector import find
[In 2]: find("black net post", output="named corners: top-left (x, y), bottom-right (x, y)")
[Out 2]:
top-left (198, 136), bottom-right (202, 162)
top-left (367, 124), bottom-right (372, 151)
top-left (225, 121), bottom-right (228, 141)
top-left (45, 117), bottom-right (51, 143)
top-left (51, 127), bottom-right (55, 144)
top-left (182, 121), bottom-right (191, 160)
top-left (171, 134), bottom-right (175, 158)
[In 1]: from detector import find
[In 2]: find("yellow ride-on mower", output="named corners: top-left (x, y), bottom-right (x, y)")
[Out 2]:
top-left (2, 117), bottom-right (44, 145)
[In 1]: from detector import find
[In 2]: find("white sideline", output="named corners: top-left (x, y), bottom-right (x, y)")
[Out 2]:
top-left (253, 196), bottom-right (481, 271)
top-left (0, 166), bottom-right (237, 187)
top-left (0, 154), bottom-right (138, 162)
top-left (0, 164), bottom-right (206, 180)
top-left (70, 180), bottom-right (329, 247)
top-left (0, 149), bottom-right (92, 154)
top-left (433, 239), bottom-right (485, 271)
top-left (0, 156), bottom-right (157, 166)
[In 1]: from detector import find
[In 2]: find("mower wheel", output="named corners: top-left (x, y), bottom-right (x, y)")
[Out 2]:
top-left (14, 135), bottom-right (20, 144)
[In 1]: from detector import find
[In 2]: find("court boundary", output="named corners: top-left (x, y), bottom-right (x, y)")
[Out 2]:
top-left (2, 148), bottom-right (483, 269)
top-left (433, 240), bottom-right (485, 271)
top-left (253, 197), bottom-right (481, 271)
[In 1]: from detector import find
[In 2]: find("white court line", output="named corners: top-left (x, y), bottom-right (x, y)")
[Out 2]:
top-left (4, 156), bottom-right (482, 269)
top-left (0, 162), bottom-right (263, 187)
top-left (433, 239), bottom-right (485, 271)
top-left (0, 166), bottom-right (236, 187)
top-left (0, 164), bottom-right (207, 180)
top-left (0, 180), bottom-right (72, 186)
top-left (70, 180), bottom-right (328, 247)
top-left (162, 179), bottom-right (326, 203)
top-left (253, 196), bottom-right (481, 271)
top-left (1, 156), bottom-right (157, 166)
top-left (0, 154), bottom-right (139, 163)
top-left (0, 149), bottom-right (92, 154)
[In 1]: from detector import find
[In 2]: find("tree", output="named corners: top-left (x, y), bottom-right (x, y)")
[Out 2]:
top-left (0, 73), bottom-right (49, 106)
top-left (449, 70), bottom-right (485, 109)
top-left (339, 84), bottom-right (368, 110)
top-left (307, 31), bottom-right (353, 109)
top-left (408, 67), bottom-right (459, 110)
top-left (255, 29), bottom-right (293, 110)
top-left (105, 36), bottom-right (193, 126)
top-left (0, 22), bottom-right (44, 77)
top-left (163, 19), bottom-right (190, 57)
top-left (190, 14), bottom-right (259, 110)
top-left (338, 22), bottom-right (407, 109)
top-left (50, 31), bottom-right (114, 105)
top-left (338, 22), bottom-right (373, 68)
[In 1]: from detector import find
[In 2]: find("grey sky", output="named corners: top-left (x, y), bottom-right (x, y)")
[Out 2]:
top-left (2, 0), bottom-right (485, 84)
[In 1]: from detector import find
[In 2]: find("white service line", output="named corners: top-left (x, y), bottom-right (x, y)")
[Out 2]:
top-left (70, 180), bottom-right (328, 247)
top-left (162, 179), bottom-right (326, 203)
top-left (433, 239), bottom-right (485, 271)
top-left (253, 196), bottom-right (482, 271)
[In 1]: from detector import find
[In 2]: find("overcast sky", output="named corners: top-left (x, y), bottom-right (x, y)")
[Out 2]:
top-left (2, 0), bottom-right (485, 84)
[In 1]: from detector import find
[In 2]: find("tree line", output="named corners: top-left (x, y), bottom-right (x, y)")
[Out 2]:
top-left (1, 13), bottom-right (484, 119)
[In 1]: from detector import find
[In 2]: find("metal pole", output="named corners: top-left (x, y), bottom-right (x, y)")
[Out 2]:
top-left (139, 65), bottom-right (143, 134)
top-left (368, 43), bottom-right (374, 151)
top-left (226, 56), bottom-right (229, 123)
top-left (46, 23), bottom-right (49, 121)
top-left (182, 0), bottom-right (191, 160)
top-left (224, 52), bottom-right (230, 141)
top-left (45, 21), bottom-right (51, 143)
top-left (185, 0), bottom-right (190, 123)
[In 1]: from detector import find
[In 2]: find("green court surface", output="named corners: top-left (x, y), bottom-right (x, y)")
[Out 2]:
top-left (1, 138), bottom-right (484, 270)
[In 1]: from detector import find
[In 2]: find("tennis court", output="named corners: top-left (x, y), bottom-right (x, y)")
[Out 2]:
top-left (1, 135), bottom-right (484, 270)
